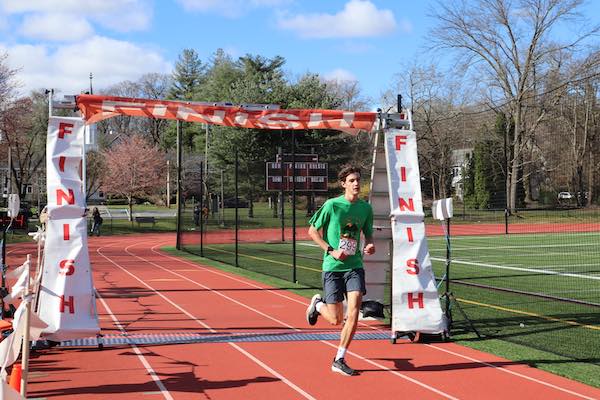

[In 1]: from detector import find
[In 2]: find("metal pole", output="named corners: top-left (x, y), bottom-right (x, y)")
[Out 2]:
top-left (82, 126), bottom-right (87, 201)
top-left (1, 225), bottom-right (5, 320)
top-left (445, 218), bottom-right (451, 320)
top-left (1, 146), bottom-right (7, 318)
top-left (504, 117), bottom-right (509, 216)
top-left (47, 89), bottom-right (53, 117)
top-left (204, 124), bottom-right (210, 181)
top-left (36, 179), bottom-right (40, 215)
top-left (291, 131), bottom-right (297, 283)
top-left (279, 145), bottom-right (285, 242)
top-left (200, 164), bottom-right (204, 257)
top-left (166, 160), bottom-right (170, 208)
top-left (235, 145), bottom-right (239, 267)
top-left (176, 120), bottom-right (182, 250)
top-left (220, 169), bottom-right (224, 226)
top-left (20, 254), bottom-right (31, 397)
top-left (7, 146), bottom-right (12, 195)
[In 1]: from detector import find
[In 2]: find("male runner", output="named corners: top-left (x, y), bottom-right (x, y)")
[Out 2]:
top-left (306, 165), bottom-right (375, 376)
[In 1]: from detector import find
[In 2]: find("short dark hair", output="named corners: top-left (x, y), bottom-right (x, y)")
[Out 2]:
top-left (338, 165), bottom-right (361, 183)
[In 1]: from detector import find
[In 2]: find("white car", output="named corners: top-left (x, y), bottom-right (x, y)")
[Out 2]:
top-left (557, 192), bottom-right (573, 200)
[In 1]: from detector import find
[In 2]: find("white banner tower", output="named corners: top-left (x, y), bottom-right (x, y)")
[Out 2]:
top-left (365, 111), bottom-right (447, 341)
top-left (37, 116), bottom-right (99, 341)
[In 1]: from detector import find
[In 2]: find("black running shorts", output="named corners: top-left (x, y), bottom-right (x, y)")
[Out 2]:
top-left (322, 268), bottom-right (366, 304)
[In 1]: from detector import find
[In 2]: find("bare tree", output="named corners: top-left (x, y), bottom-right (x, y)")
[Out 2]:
top-left (0, 53), bottom-right (20, 191)
top-left (325, 79), bottom-right (371, 111)
top-left (0, 53), bottom-right (19, 110)
top-left (430, 0), bottom-right (600, 211)
top-left (86, 150), bottom-right (106, 201)
top-left (96, 80), bottom-right (143, 147)
top-left (0, 92), bottom-right (47, 199)
top-left (101, 135), bottom-right (166, 219)
top-left (96, 74), bottom-right (173, 148)
top-left (394, 63), bottom-right (473, 198)
top-left (138, 73), bottom-right (172, 146)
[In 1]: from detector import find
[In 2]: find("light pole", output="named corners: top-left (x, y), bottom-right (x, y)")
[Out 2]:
top-left (1, 131), bottom-right (12, 319)
top-left (204, 124), bottom-right (210, 181)
top-left (166, 160), bottom-right (170, 208)
top-left (7, 145), bottom-right (12, 201)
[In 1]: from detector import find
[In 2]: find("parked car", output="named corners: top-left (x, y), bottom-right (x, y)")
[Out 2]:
top-left (557, 192), bottom-right (573, 200)
top-left (223, 197), bottom-right (249, 208)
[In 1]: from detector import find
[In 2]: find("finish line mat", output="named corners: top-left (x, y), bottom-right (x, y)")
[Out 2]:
top-left (59, 330), bottom-right (392, 348)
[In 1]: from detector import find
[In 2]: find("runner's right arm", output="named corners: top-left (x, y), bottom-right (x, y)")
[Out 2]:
top-left (308, 226), bottom-right (347, 260)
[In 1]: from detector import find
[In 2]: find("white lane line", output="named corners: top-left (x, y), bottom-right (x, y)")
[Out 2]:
top-left (430, 257), bottom-right (600, 281)
top-left (434, 243), bottom-right (599, 251)
top-left (230, 343), bottom-right (317, 400)
top-left (148, 242), bottom-right (390, 335)
top-left (94, 268), bottom-right (174, 400)
top-left (446, 254), bottom-right (600, 262)
top-left (427, 344), bottom-right (598, 400)
top-left (140, 241), bottom-right (459, 400)
top-left (97, 242), bottom-right (317, 400)
top-left (150, 240), bottom-right (597, 400)
top-left (150, 242), bottom-right (311, 307)
top-left (427, 232), bottom-right (600, 241)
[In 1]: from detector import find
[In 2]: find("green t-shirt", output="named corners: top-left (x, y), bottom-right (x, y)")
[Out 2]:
top-left (309, 195), bottom-right (374, 272)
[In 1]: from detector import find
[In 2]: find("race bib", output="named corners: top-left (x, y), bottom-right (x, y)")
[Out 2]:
top-left (339, 237), bottom-right (357, 255)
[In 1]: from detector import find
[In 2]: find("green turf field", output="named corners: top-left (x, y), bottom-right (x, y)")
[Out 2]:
top-left (180, 230), bottom-right (600, 387)
top-left (427, 232), bottom-right (600, 382)
top-left (427, 232), bottom-right (600, 305)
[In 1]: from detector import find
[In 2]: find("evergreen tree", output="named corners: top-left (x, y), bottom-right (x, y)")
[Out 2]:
top-left (167, 49), bottom-right (206, 152)
top-left (462, 153), bottom-right (476, 208)
top-left (473, 141), bottom-right (492, 209)
top-left (169, 48), bottom-right (205, 100)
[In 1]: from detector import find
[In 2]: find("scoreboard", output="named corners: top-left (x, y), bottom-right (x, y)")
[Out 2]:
top-left (266, 154), bottom-right (328, 192)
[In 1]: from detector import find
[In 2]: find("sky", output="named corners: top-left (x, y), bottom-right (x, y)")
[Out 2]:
top-left (0, 0), bottom-right (597, 110)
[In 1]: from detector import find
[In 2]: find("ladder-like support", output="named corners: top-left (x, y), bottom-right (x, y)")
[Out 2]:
top-left (362, 127), bottom-right (393, 318)
top-left (362, 111), bottom-right (413, 319)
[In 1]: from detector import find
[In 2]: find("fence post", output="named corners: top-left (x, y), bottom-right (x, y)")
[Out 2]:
top-left (279, 145), bottom-right (285, 242)
top-left (292, 131), bottom-right (297, 283)
top-left (200, 164), bottom-right (204, 257)
top-left (235, 144), bottom-right (239, 267)
top-left (176, 120), bottom-right (182, 250)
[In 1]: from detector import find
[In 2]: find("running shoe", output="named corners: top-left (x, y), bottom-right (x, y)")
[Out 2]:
top-left (331, 358), bottom-right (357, 376)
top-left (306, 294), bottom-right (322, 325)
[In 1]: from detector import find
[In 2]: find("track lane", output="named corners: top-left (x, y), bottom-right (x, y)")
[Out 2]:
top-left (95, 239), bottom-right (319, 400)
top-left (143, 237), bottom-right (600, 400)
top-left (118, 239), bottom-right (459, 399)
top-left (15, 234), bottom-right (600, 399)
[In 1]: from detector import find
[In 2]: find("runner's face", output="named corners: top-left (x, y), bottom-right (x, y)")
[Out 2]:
top-left (342, 173), bottom-right (361, 196)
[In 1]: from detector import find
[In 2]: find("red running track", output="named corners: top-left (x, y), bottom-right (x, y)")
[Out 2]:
top-left (5, 233), bottom-right (600, 399)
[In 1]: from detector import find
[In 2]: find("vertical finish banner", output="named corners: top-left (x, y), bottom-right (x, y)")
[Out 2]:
top-left (385, 128), bottom-right (446, 334)
top-left (38, 117), bottom-right (99, 341)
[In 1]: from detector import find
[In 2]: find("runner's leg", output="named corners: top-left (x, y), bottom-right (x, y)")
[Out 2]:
top-left (339, 290), bottom-right (362, 349)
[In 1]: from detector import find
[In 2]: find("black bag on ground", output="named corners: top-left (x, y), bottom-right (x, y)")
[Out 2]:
top-left (361, 300), bottom-right (385, 319)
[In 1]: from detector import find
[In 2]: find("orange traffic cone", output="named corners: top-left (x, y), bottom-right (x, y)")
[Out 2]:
top-left (9, 363), bottom-right (22, 392)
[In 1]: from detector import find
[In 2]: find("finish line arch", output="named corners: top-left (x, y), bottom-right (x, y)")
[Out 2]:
top-left (38, 93), bottom-right (445, 343)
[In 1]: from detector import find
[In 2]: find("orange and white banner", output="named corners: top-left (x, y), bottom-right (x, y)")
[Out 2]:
top-left (38, 117), bottom-right (99, 341)
top-left (385, 128), bottom-right (446, 334)
top-left (76, 94), bottom-right (377, 134)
